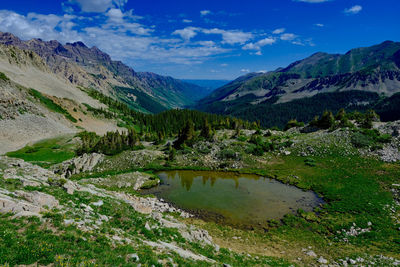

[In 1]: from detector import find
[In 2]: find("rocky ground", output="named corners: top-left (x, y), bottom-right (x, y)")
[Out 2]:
top-left (1, 120), bottom-right (400, 266)
top-left (0, 156), bottom-right (238, 266)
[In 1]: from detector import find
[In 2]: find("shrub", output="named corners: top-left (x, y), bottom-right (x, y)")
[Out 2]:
top-left (305, 158), bottom-right (316, 167)
top-left (351, 132), bottom-right (373, 148)
top-left (376, 134), bottom-right (392, 144)
top-left (0, 72), bottom-right (9, 81)
top-left (317, 111), bottom-right (335, 129)
top-left (218, 149), bottom-right (238, 159)
top-left (284, 119), bottom-right (304, 131)
top-left (237, 136), bottom-right (247, 142)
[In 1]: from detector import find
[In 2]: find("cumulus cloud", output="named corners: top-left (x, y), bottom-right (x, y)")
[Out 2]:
top-left (315, 23), bottom-right (324, 27)
top-left (172, 27), bottom-right (199, 41)
top-left (182, 19), bottom-right (192, 23)
top-left (0, 9), bottom-right (230, 65)
top-left (68, 0), bottom-right (128, 13)
top-left (243, 37), bottom-right (275, 51)
top-left (344, 5), bottom-right (362, 15)
top-left (272, 28), bottom-right (285, 34)
top-left (202, 28), bottom-right (253, 44)
top-left (280, 33), bottom-right (297, 41)
top-left (69, 0), bottom-right (113, 13)
top-left (0, 10), bottom-right (81, 42)
top-left (200, 10), bottom-right (211, 16)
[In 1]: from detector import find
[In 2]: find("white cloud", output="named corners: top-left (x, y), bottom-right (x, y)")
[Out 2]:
top-left (315, 23), bottom-right (324, 27)
top-left (70, 0), bottom-right (113, 13)
top-left (172, 27), bottom-right (199, 41)
top-left (220, 63), bottom-right (228, 67)
top-left (344, 5), bottom-right (362, 15)
top-left (0, 10), bottom-right (229, 65)
top-left (241, 69), bottom-right (250, 73)
top-left (272, 28), bottom-right (285, 34)
top-left (107, 8), bottom-right (124, 23)
top-left (280, 33), bottom-right (297, 41)
top-left (182, 19), bottom-right (192, 23)
top-left (68, 0), bottom-right (128, 13)
top-left (202, 28), bottom-right (253, 45)
top-left (200, 10), bottom-right (211, 16)
top-left (243, 37), bottom-right (275, 51)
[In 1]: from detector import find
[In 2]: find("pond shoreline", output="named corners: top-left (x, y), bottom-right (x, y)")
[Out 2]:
top-left (140, 170), bottom-right (324, 229)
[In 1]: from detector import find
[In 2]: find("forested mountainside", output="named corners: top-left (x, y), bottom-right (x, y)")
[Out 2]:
top-left (0, 32), bottom-right (207, 113)
top-left (195, 41), bottom-right (400, 128)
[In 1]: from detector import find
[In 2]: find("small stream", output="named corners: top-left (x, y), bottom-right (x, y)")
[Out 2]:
top-left (142, 170), bottom-right (323, 228)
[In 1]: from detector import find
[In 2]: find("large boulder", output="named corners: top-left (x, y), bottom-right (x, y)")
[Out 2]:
top-left (52, 153), bottom-right (104, 178)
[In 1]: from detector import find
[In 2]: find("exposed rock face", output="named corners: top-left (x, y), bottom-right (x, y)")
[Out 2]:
top-left (80, 171), bottom-right (159, 191)
top-left (0, 156), bottom-right (57, 186)
top-left (52, 153), bottom-right (104, 178)
top-left (0, 190), bottom-right (60, 218)
top-left (0, 32), bottom-right (206, 111)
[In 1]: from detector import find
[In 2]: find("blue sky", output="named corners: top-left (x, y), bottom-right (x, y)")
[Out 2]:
top-left (0, 0), bottom-right (399, 79)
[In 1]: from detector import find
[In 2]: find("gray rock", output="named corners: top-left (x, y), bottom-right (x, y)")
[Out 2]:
top-left (52, 153), bottom-right (104, 178)
top-left (318, 256), bottom-right (328, 264)
top-left (306, 250), bottom-right (317, 257)
top-left (128, 253), bottom-right (139, 262)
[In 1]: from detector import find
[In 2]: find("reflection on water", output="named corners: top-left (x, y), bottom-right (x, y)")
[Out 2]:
top-left (173, 171), bottom-right (250, 191)
top-left (142, 170), bottom-right (323, 228)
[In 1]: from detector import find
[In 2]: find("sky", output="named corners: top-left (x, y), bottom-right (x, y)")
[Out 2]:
top-left (0, 0), bottom-right (399, 80)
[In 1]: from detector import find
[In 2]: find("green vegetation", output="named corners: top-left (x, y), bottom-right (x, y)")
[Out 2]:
top-left (76, 129), bottom-right (139, 156)
top-left (0, 72), bottom-right (9, 81)
top-left (6, 136), bottom-right (76, 168)
top-left (28, 89), bottom-right (77, 123)
top-left (284, 119), bottom-right (304, 130)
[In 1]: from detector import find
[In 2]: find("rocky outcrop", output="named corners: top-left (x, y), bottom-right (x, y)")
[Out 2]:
top-left (80, 171), bottom-right (159, 191)
top-left (0, 189), bottom-right (60, 217)
top-left (52, 153), bottom-right (104, 178)
top-left (0, 156), bottom-right (56, 186)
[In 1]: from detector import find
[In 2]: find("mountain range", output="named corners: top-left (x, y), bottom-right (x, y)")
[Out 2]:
top-left (0, 32), bottom-right (208, 113)
top-left (195, 41), bottom-right (400, 128)
top-left (1, 30), bottom-right (400, 131)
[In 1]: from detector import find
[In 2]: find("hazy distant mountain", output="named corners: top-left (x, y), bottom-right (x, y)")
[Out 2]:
top-left (195, 41), bottom-right (400, 127)
top-left (181, 79), bottom-right (230, 98)
top-left (0, 32), bottom-right (207, 113)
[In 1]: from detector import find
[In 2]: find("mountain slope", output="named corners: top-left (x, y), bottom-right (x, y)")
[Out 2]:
top-left (0, 32), bottom-right (206, 113)
top-left (195, 41), bottom-right (400, 127)
top-left (0, 44), bottom-right (127, 153)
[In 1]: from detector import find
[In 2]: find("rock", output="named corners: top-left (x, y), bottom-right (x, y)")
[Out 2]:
top-left (145, 222), bottom-right (151, 231)
top-left (112, 235), bottom-right (123, 242)
top-left (63, 180), bottom-right (77, 195)
top-left (305, 250), bottom-right (317, 257)
top-left (64, 219), bottom-right (75, 225)
top-left (128, 253), bottom-right (139, 262)
top-left (52, 153), bottom-right (104, 178)
top-left (349, 259), bottom-right (357, 265)
top-left (318, 256), bottom-right (328, 264)
top-left (12, 211), bottom-right (42, 218)
top-left (15, 191), bottom-right (59, 209)
top-left (0, 190), bottom-right (58, 217)
top-left (91, 200), bottom-right (104, 207)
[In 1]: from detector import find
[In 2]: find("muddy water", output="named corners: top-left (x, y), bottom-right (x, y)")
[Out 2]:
top-left (143, 170), bottom-right (323, 228)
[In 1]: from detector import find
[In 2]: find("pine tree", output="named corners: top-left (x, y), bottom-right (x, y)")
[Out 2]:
top-left (200, 119), bottom-right (212, 139)
top-left (174, 120), bottom-right (195, 149)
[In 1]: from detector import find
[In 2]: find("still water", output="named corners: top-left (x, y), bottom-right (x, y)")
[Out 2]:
top-left (143, 170), bottom-right (322, 228)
